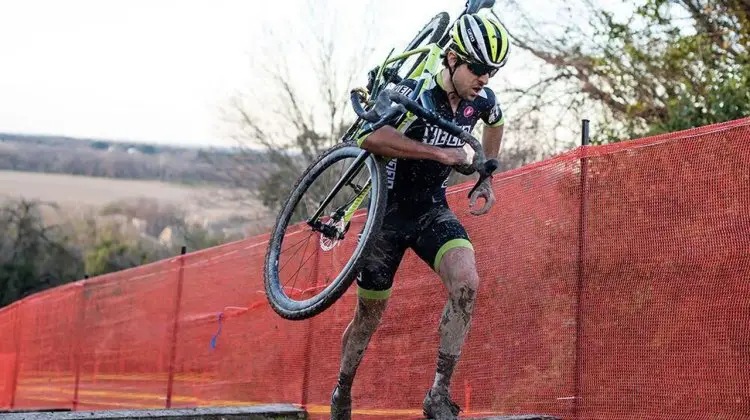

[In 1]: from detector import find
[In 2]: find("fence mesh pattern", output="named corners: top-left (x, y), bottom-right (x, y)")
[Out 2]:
top-left (1, 118), bottom-right (749, 419)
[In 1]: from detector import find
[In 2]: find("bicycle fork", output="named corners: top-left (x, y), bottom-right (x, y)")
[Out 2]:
top-left (307, 150), bottom-right (373, 240)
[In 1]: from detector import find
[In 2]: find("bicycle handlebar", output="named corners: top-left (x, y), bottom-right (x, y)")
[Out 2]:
top-left (350, 89), bottom-right (499, 199)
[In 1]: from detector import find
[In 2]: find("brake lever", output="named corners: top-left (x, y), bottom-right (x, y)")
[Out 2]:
top-left (372, 89), bottom-right (398, 118)
top-left (350, 90), bottom-right (380, 123)
top-left (466, 159), bottom-right (499, 199)
top-left (369, 104), bottom-right (407, 132)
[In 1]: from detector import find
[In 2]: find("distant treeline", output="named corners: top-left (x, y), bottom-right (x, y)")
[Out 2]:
top-left (0, 133), bottom-right (268, 186)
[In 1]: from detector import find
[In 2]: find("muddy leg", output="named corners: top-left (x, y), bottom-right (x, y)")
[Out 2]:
top-left (432, 246), bottom-right (480, 395)
top-left (338, 295), bottom-right (388, 389)
top-left (331, 293), bottom-right (389, 419)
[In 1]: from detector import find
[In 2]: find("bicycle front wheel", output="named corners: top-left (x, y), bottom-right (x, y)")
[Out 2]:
top-left (263, 142), bottom-right (388, 320)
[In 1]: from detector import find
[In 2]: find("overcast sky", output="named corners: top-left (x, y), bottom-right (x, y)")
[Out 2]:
top-left (0, 0), bottom-right (581, 147)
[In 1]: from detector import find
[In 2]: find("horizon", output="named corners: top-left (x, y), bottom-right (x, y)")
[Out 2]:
top-left (0, 129), bottom-right (226, 150)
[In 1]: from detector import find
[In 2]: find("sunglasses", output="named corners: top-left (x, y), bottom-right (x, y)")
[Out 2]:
top-left (457, 57), bottom-right (499, 78)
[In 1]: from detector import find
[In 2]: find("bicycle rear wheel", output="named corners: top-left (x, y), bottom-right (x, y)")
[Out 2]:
top-left (263, 142), bottom-right (388, 320)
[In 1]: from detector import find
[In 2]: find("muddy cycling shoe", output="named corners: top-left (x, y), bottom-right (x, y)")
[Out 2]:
top-left (423, 388), bottom-right (462, 420)
top-left (330, 385), bottom-right (352, 420)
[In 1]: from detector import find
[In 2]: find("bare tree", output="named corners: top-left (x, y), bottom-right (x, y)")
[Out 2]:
top-left (208, 0), bottom-right (379, 218)
top-left (494, 0), bottom-right (750, 145)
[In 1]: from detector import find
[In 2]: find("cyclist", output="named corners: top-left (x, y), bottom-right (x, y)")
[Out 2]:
top-left (330, 13), bottom-right (511, 420)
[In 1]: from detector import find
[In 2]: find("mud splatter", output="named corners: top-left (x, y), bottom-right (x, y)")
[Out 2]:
top-left (434, 351), bottom-right (459, 390)
top-left (456, 285), bottom-right (476, 325)
top-left (438, 285), bottom-right (476, 355)
top-left (416, 205), bottom-right (458, 230)
top-left (434, 207), bottom-right (459, 225)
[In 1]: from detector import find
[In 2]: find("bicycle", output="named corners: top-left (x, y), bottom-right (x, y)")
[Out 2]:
top-left (263, 0), bottom-right (502, 320)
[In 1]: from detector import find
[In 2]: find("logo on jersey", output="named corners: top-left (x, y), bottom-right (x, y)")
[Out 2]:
top-left (463, 106), bottom-right (475, 118)
top-left (423, 123), bottom-right (472, 147)
top-left (385, 159), bottom-right (397, 189)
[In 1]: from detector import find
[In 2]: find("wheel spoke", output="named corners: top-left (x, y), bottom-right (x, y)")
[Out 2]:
top-left (279, 230), bottom-right (315, 275)
top-left (285, 236), bottom-right (319, 293)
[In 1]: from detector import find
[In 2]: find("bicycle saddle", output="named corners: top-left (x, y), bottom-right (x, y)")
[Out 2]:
top-left (466, 0), bottom-right (495, 14)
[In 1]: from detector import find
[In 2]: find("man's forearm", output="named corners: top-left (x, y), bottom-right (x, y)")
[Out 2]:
top-left (482, 125), bottom-right (504, 159)
top-left (360, 126), bottom-right (446, 162)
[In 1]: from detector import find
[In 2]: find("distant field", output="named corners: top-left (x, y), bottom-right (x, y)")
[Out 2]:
top-left (0, 170), bottom-right (269, 225)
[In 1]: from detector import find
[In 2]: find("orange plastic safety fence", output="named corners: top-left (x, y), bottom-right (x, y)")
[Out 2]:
top-left (1, 117), bottom-right (749, 419)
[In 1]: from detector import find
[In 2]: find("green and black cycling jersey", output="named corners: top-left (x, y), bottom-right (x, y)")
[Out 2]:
top-left (356, 74), bottom-right (504, 205)
top-left (353, 74), bottom-right (505, 296)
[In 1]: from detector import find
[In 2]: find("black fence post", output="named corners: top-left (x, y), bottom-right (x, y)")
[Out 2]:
top-left (72, 283), bottom-right (87, 410)
top-left (9, 302), bottom-right (23, 409)
top-left (166, 245), bottom-right (188, 408)
top-left (582, 119), bottom-right (590, 146)
top-left (574, 118), bottom-right (590, 419)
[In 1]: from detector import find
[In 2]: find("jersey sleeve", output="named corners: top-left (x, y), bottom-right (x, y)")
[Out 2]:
top-left (355, 79), bottom-right (423, 147)
top-left (481, 88), bottom-right (505, 128)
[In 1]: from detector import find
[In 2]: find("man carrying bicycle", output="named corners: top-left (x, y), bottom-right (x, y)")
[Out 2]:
top-left (330, 13), bottom-right (511, 420)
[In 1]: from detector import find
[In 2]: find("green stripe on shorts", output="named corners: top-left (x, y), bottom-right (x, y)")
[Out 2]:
top-left (357, 286), bottom-right (392, 300)
top-left (434, 239), bottom-right (474, 272)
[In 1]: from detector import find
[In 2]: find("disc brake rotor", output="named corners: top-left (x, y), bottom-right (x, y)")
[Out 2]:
top-left (319, 218), bottom-right (347, 251)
